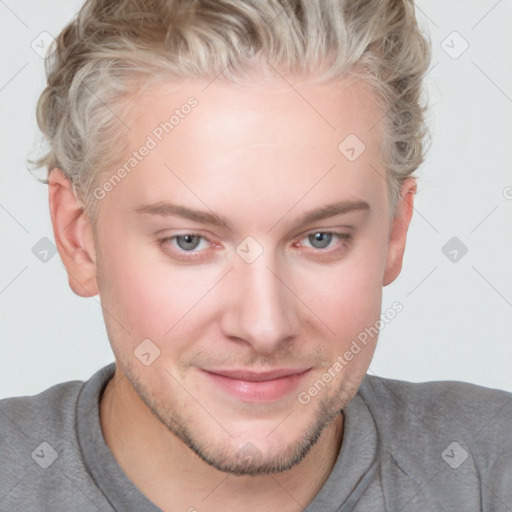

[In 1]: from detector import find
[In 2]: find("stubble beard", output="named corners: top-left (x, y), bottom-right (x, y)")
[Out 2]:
top-left (125, 365), bottom-right (360, 476)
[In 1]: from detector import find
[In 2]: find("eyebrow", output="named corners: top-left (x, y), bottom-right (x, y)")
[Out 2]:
top-left (134, 199), bottom-right (370, 232)
top-left (290, 200), bottom-right (370, 230)
top-left (135, 202), bottom-right (229, 228)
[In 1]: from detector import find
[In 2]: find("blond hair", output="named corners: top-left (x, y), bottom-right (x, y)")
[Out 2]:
top-left (33, 0), bottom-right (431, 225)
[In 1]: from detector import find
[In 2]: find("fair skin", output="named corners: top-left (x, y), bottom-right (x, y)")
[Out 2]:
top-left (48, 74), bottom-right (415, 511)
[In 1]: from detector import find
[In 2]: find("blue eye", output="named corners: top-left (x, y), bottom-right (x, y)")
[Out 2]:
top-left (301, 231), bottom-right (350, 251)
top-left (307, 232), bottom-right (333, 249)
top-left (158, 230), bottom-right (351, 264)
top-left (175, 234), bottom-right (203, 251)
top-left (159, 234), bottom-right (211, 260)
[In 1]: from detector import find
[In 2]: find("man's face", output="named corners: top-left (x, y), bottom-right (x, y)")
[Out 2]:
top-left (92, 75), bottom-right (396, 474)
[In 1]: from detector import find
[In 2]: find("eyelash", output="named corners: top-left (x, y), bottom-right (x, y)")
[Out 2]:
top-left (158, 231), bottom-right (352, 262)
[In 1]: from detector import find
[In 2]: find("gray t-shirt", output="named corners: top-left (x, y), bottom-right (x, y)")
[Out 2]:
top-left (1, 363), bottom-right (511, 511)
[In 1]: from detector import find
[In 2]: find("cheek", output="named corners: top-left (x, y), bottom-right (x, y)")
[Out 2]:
top-left (97, 232), bottom-right (221, 346)
top-left (292, 234), bottom-right (387, 350)
top-left (303, 265), bottom-right (382, 334)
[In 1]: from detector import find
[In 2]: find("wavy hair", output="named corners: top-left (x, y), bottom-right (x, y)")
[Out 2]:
top-left (32, 0), bottom-right (431, 224)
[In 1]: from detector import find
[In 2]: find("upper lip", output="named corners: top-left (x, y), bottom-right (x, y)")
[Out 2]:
top-left (202, 367), bottom-right (311, 382)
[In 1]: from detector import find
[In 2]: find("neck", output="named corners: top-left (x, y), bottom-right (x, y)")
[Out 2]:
top-left (100, 369), bottom-right (344, 512)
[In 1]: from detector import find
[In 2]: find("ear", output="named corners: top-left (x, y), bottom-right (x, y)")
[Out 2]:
top-left (48, 168), bottom-right (99, 297)
top-left (383, 178), bottom-right (416, 286)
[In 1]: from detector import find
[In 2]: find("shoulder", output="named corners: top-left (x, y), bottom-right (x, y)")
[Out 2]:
top-left (358, 374), bottom-right (512, 436)
top-left (0, 376), bottom-right (107, 511)
top-left (358, 374), bottom-right (512, 451)
top-left (357, 375), bottom-right (512, 505)
top-left (0, 378), bottom-right (84, 437)
top-left (360, 375), bottom-right (512, 431)
top-left (0, 378), bottom-right (84, 479)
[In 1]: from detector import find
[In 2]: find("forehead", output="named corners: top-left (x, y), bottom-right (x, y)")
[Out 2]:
top-left (129, 74), bottom-right (382, 150)
top-left (99, 75), bottom-right (387, 228)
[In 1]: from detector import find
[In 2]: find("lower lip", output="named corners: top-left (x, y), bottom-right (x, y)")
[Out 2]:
top-left (201, 369), bottom-right (311, 403)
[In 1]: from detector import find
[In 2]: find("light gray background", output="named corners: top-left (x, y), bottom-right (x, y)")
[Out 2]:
top-left (1, 0), bottom-right (511, 398)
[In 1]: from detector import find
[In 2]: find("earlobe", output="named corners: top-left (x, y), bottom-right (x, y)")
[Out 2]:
top-left (48, 168), bottom-right (99, 297)
top-left (382, 179), bottom-right (416, 286)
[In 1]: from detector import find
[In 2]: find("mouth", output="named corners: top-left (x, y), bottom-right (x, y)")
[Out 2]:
top-left (199, 367), bottom-right (312, 403)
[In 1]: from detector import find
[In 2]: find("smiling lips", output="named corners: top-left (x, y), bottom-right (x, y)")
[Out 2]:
top-left (201, 367), bottom-right (312, 402)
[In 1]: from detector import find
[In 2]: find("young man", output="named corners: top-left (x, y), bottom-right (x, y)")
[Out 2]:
top-left (1, 0), bottom-right (511, 510)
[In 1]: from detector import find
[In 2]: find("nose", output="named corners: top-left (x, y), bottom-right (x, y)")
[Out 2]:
top-left (220, 251), bottom-right (300, 354)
